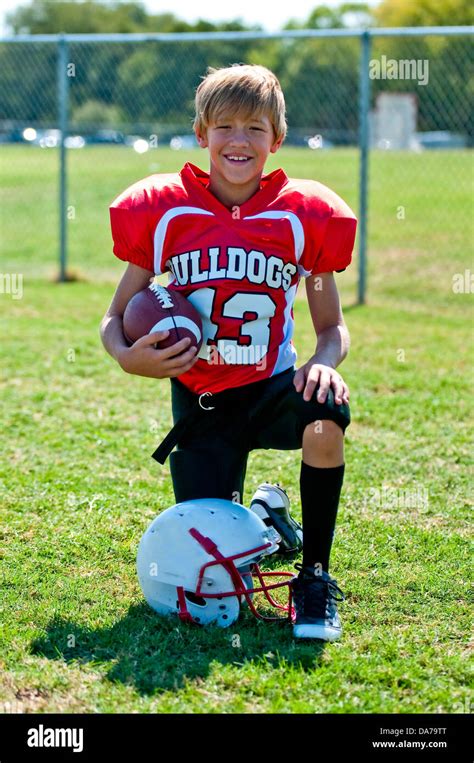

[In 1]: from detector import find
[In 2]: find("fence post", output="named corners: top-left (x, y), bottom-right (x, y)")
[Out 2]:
top-left (358, 29), bottom-right (371, 305)
top-left (57, 33), bottom-right (69, 282)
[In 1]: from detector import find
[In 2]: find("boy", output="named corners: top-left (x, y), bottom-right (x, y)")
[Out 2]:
top-left (100, 64), bottom-right (356, 641)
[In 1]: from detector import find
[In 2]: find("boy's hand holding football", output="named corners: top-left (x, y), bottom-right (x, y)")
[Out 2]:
top-left (118, 331), bottom-right (199, 379)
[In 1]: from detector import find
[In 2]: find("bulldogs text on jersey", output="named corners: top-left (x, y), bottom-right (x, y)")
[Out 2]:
top-left (110, 162), bottom-right (357, 394)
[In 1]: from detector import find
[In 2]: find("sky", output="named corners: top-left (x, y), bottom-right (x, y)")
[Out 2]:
top-left (0, 0), bottom-right (379, 35)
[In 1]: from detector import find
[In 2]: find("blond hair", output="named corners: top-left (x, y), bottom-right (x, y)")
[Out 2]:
top-left (193, 63), bottom-right (287, 142)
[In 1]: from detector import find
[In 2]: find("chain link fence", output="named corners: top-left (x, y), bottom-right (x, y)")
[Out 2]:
top-left (0, 28), bottom-right (472, 302)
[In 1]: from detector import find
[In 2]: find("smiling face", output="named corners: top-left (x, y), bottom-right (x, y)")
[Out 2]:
top-left (195, 112), bottom-right (284, 208)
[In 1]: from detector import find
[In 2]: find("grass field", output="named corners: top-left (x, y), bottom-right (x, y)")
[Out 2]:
top-left (0, 146), bottom-right (472, 713)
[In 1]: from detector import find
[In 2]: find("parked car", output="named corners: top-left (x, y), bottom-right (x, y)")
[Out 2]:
top-left (64, 135), bottom-right (85, 149)
top-left (306, 135), bottom-right (334, 150)
top-left (414, 131), bottom-right (467, 150)
top-left (169, 135), bottom-right (198, 150)
top-left (85, 129), bottom-right (125, 145)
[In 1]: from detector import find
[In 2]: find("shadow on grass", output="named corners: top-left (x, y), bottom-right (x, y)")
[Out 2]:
top-left (341, 301), bottom-right (365, 313)
top-left (30, 603), bottom-right (327, 696)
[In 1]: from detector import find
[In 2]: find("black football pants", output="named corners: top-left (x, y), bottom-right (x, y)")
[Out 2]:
top-left (168, 366), bottom-right (350, 504)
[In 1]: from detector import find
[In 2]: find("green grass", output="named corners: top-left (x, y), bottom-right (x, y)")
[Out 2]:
top-left (0, 146), bottom-right (472, 713)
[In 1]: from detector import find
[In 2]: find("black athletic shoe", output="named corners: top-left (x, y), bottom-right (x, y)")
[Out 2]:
top-left (249, 483), bottom-right (303, 556)
top-left (291, 563), bottom-right (345, 641)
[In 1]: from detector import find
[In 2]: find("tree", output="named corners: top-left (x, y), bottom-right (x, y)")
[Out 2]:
top-left (374, 0), bottom-right (473, 27)
top-left (372, 0), bottom-right (473, 139)
top-left (71, 99), bottom-right (123, 127)
top-left (5, 0), bottom-right (262, 35)
top-left (6, 1), bottom-right (148, 34)
top-left (285, 3), bottom-right (373, 30)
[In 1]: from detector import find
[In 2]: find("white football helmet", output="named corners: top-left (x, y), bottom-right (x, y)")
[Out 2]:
top-left (137, 498), bottom-right (295, 627)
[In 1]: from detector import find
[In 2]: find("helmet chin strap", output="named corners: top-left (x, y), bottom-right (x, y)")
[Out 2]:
top-left (176, 587), bottom-right (194, 623)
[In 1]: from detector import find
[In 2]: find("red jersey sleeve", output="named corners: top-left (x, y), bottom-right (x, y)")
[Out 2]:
top-left (298, 182), bottom-right (357, 276)
top-left (109, 182), bottom-right (155, 272)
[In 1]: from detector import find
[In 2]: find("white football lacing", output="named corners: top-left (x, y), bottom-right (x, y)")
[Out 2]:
top-left (149, 282), bottom-right (174, 310)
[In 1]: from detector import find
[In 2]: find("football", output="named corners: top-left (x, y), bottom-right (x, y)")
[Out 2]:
top-left (123, 279), bottom-right (203, 353)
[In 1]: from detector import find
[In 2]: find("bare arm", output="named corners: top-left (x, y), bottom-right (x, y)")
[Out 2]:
top-left (100, 262), bottom-right (154, 363)
top-left (293, 272), bottom-right (350, 404)
top-left (306, 272), bottom-right (350, 369)
top-left (100, 263), bottom-right (199, 379)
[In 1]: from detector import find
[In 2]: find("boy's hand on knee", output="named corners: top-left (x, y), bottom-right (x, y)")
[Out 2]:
top-left (118, 331), bottom-right (199, 379)
top-left (294, 360), bottom-right (350, 405)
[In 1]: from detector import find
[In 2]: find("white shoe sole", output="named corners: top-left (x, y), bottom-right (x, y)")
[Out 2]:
top-left (250, 484), bottom-right (303, 553)
top-left (293, 623), bottom-right (342, 641)
top-left (250, 484), bottom-right (290, 513)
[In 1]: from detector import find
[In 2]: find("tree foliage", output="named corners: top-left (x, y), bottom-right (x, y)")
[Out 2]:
top-left (374, 0), bottom-right (473, 27)
top-left (1, 1), bottom-right (472, 140)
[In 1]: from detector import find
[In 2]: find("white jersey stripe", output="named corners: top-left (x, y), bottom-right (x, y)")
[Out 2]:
top-left (272, 281), bottom-right (298, 376)
top-left (243, 210), bottom-right (305, 262)
top-left (153, 206), bottom-right (214, 275)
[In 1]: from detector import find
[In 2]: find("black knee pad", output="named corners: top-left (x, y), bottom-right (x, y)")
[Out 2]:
top-left (308, 385), bottom-right (351, 433)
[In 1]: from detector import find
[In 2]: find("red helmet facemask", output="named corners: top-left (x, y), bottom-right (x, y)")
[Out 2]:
top-left (177, 526), bottom-right (295, 623)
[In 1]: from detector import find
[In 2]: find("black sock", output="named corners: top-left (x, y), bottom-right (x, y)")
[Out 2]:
top-left (300, 461), bottom-right (345, 573)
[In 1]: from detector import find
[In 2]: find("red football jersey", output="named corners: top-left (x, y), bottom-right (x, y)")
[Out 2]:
top-left (110, 162), bottom-right (357, 395)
